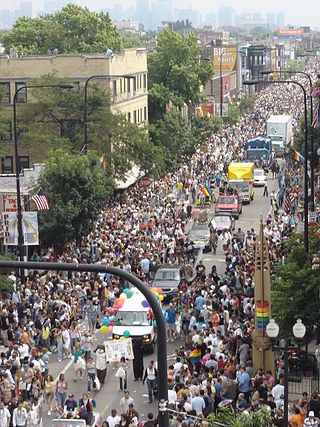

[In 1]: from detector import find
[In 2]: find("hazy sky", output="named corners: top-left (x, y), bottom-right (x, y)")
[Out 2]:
top-left (2, 0), bottom-right (320, 28)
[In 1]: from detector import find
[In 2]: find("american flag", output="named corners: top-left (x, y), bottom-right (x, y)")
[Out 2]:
top-left (284, 192), bottom-right (295, 214)
top-left (32, 189), bottom-right (50, 211)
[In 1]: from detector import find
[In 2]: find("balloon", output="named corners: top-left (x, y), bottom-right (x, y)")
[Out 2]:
top-left (123, 288), bottom-right (129, 294)
top-left (157, 288), bottom-right (163, 295)
top-left (114, 298), bottom-right (122, 306)
top-left (108, 325), bottom-right (113, 333)
top-left (123, 330), bottom-right (130, 338)
top-left (159, 295), bottom-right (164, 302)
top-left (109, 315), bottom-right (115, 322)
top-left (101, 325), bottom-right (108, 334)
top-left (120, 293), bottom-right (127, 301)
top-left (141, 300), bottom-right (150, 308)
top-left (126, 290), bottom-right (134, 298)
top-left (117, 301), bottom-right (123, 309)
top-left (102, 317), bottom-right (109, 326)
top-left (113, 307), bottom-right (119, 313)
top-left (120, 336), bottom-right (126, 341)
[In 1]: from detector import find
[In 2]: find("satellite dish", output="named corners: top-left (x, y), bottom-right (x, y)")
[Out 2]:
top-left (53, 48), bottom-right (59, 55)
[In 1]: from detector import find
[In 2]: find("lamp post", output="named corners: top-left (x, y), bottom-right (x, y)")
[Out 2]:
top-left (266, 319), bottom-right (306, 427)
top-left (84, 74), bottom-right (135, 154)
top-left (261, 69), bottom-right (315, 212)
top-left (243, 79), bottom-right (309, 253)
top-left (13, 83), bottom-right (73, 281)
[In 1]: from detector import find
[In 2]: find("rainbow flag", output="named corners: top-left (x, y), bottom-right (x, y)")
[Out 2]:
top-left (224, 92), bottom-right (234, 106)
top-left (199, 184), bottom-right (211, 199)
top-left (189, 348), bottom-right (201, 364)
top-left (294, 150), bottom-right (304, 165)
top-left (99, 154), bottom-right (106, 171)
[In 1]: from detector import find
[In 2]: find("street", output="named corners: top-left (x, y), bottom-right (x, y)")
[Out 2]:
top-left (42, 170), bottom-right (280, 425)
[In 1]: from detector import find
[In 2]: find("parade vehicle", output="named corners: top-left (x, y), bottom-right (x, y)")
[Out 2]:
top-left (48, 412), bottom-right (102, 427)
top-left (266, 114), bottom-right (293, 146)
top-left (269, 134), bottom-right (285, 158)
top-left (153, 264), bottom-right (188, 300)
top-left (210, 214), bottom-right (235, 234)
top-left (215, 194), bottom-right (242, 219)
top-left (112, 289), bottom-right (157, 352)
top-left (253, 169), bottom-right (267, 187)
top-left (245, 137), bottom-right (272, 170)
top-left (228, 162), bottom-right (254, 204)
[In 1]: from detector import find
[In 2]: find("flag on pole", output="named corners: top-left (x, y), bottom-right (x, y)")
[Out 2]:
top-left (294, 149), bottom-right (304, 165)
top-left (32, 189), bottom-right (50, 211)
top-left (224, 92), bottom-right (234, 106)
top-left (284, 192), bottom-right (295, 213)
top-left (199, 184), bottom-right (211, 199)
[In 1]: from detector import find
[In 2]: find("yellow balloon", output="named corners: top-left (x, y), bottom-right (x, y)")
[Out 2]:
top-left (120, 293), bottom-right (127, 302)
top-left (120, 336), bottom-right (126, 340)
top-left (101, 325), bottom-right (108, 334)
top-left (159, 295), bottom-right (164, 302)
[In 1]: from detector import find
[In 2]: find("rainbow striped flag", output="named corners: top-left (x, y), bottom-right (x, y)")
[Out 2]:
top-left (199, 184), bottom-right (211, 199)
top-left (99, 154), bottom-right (106, 171)
top-left (189, 348), bottom-right (201, 364)
top-left (294, 150), bottom-right (304, 165)
top-left (224, 92), bottom-right (234, 106)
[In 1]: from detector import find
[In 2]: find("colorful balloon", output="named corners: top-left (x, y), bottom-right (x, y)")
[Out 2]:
top-left (123, 330), bottom-right (130, 338)
top-left (120, 293), bottom-right (127, 301)
top-left (102, 317), bottom-right (109, 326)
top-left (126, 290), bottom-right (134, 298)
top-left (119, 336), bottom-right (126, 341)
top-left (159, 295), bottom-right (164, 302)
top-left (141, 300), bottom-right (150, 308)
top-left (101, 325), bottom-right (108, 334)
top-left (109, 315), bottom-right (115, 322)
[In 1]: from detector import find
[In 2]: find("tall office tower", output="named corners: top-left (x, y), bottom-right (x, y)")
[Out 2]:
top-left (150, 0), bottom-right (172, 28)
top-left (218, 6), bottom-right (233, 28)
top-left (266, 12), bottom-right (275, 27)
top-left (276, 12), bottom-right (285, 28)
top-left (20, 2), bottom-right (33, 18)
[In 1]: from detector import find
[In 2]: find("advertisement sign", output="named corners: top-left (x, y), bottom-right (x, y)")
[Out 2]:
top-left (213, 47), bottom-right (237, 72)
top-left (277, 28), bottom-right (304, 36)
top-left (105, 338), bottom-right (134, 363)
top-left (3, 195), bottom-right (24, 212)
top-left (2, 212), bottom-right (39, 246)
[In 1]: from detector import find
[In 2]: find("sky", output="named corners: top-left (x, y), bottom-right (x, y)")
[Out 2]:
top-left (1, 0), bottom-right (320, 28)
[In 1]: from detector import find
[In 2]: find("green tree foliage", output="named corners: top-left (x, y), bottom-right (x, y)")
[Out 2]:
top-left (0, 87), bottom-right (11, 156)
top-left (207, 407), bottom-right (272, 426)
top-left (38, 149), bottom-right (114, 247)
top-left (239, 95), bottom-right (255, 114)
top-left (225, 104), bottom-right (241, 125)
top-left (2, 4), bottom-right (122, 55)
top-left (0, 254), bottom-right (17, 294)
top-left (148, 29), bottom-right (214, 122)
top-left (15, 74), bottom-right (159, 179)
top-left (119, 30), bottom-right (144, 48)
top-left (271, 226), bottom-right (320, 343)
top-left (191, 115), bottom-right (222, 145)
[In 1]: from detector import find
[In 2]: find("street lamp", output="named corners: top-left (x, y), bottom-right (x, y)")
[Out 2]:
top-left (266, 319), bottom-right (306, 427)
top-left (261, 69), bottom-right (316, 212)
top-left (84, 74), bottom-right (135, 154)
top-left (13, 83), bottom-right (74, 281)
top-left (243, 79), bottom-right (309, 253)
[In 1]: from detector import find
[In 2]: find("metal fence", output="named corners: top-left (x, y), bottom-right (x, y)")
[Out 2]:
top-left (288, 375), bottom-right (320, 398)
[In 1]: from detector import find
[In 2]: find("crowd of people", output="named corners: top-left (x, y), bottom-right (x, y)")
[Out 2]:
top-left (0, 59), bottom-right (318, 427)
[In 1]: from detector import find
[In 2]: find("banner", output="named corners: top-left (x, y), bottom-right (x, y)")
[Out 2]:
top-left (213, 47), bottom-right (237, 72)
top-left (2, 212), bottom-right (39, 246)
top-left (3, 195), bottom-right (24, 212)
top-left (104, 338), bottom-right (134, 362)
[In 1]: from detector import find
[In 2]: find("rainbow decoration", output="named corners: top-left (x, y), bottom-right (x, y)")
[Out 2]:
top-left (199, 184), bottom-right (211, 199)
top-left (189, 348), bottom-right (201, 364)
top-left (294, 150), bottom-right (304, 165)
top-left (256, 300), bottom-right (269, 333)
top-left (224, 92), bottom-right (234, 106)
top-left (99, 154), bottom-right (106, 171)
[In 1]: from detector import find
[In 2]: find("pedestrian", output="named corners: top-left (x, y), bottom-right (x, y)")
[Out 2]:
top-left (44, 374), bottom-right (54, 415)
top-left (73, 341), bottom-right (85, 382)
top-left (78, 393), bottom-right (96, 425)
top-left (165, 303), bottom-right (177, 342)
top-left (120, 390), bottom-right (135, 413)
top-left (86, 356), bottom-right (97, 393)
top-left (143, 361), bottom-right (158, 403)
top-left (55, 373), bottom-right (68, 409)
top-left (106, 409), bottom-right (121, 427)
top-left (95, 344), bottom-right (107, 384)
top-left (29, 397), bottom-right (43, 427)
top-left (132, 339), bottom-right (144, 381)
top-left (118, 356), bottom-right (128, 391)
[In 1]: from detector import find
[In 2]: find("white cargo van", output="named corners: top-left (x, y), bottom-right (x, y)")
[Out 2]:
top-left (112, 289), bottom-right (157, 353)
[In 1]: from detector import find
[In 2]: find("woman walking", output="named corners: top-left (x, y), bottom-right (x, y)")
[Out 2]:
top-left (142, 361), bottom-right (158, 403)
top-left (118, 356), bottom-right (128, 391)
top-left (44, 374), bottom-right (54, 415)
top-left (56, 373), bottom-right (68, 409)
top-left (95, 345), bottom-right (107, 384)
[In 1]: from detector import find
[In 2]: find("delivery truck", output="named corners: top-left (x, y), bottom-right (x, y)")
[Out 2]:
top-left (245, 137), bottom-right (272, 170)
top-left (228, 162), bottom-right (254, 204)
top-left (266, 115), bottom-right (293, 147)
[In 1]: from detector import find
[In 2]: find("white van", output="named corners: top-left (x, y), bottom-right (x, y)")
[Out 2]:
top-left (112, 289), bottom-right (157, 353)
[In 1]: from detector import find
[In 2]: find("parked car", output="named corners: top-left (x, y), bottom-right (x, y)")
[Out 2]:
top-left (215, 194), bottom-right (242, 219)
top-left (188, 222), bottom-right (211, 253)
top-left (153, 265), bottom-right (188, 300)
top-left (253, 169), bottom-right (267, 187)
top-left (210, 214), bottom-right (235, 234)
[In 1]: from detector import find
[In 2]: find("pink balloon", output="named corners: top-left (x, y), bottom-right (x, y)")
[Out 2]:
top-left (108, 325), bottom-right (113, 333)
top-left (117, 301), bottom-right (123, 309)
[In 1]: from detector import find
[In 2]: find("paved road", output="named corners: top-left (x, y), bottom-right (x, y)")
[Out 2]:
top-left (43, 170), bottom-right (283, 425)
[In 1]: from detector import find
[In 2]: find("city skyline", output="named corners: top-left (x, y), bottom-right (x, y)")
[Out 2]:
top-left (0, 0), bottom-right (319, 28)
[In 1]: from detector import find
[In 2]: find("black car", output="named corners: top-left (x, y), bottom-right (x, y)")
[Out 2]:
top-left (152, 265), bottom-right (187, 300)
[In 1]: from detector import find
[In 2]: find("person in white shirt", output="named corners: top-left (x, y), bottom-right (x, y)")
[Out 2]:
top-left (271, 375), bottom-right (285, 409)
top-left (0, 401), bottom-right (10, 427)
top-left (168, 387), bottom-right (177, 404)
top-left (106, 409), bottom-right (121, 427)
top-left (12, 400), bottom-right (28, 427)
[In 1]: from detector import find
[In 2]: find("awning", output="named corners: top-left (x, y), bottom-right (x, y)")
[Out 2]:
top-left (115, 166), bottom-right (143, 190)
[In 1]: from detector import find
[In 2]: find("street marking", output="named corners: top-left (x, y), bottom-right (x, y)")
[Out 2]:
top-left (101, 402), bottom-right (110, 417)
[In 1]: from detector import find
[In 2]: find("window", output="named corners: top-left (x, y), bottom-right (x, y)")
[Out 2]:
top-left (113, 80), bottom-right (117, 102)
top-left (133, 77), bottom-right (137, 95)
top-left (120, 79), bottom-right (122, 94)
top-left (18, 156), bottom-right (29, 172)
top-left (15, 82), bottom-right (27, 103)
top-left (143, 74), bottom-right (147, 91)
top-left (127, 78), bottom-right (131, 98)
top-left (137, 109), bottom-right (140, 123)
top-left (2, 156), bottom-right (13, 174)
top-left (144, 106), bottom-right (147, 121)
top-left (140, 108), bottom-right (142, 122)
top-left (139, 75), bottom-right (142, 90)
top-left (127, 112), bottom-right (131, 122)
top-left (0, 83), bottom-right (10, 104)
top-left (133, 110), bottom-right (137, 124)
top-left (0, 122), bottom-right (12, 141)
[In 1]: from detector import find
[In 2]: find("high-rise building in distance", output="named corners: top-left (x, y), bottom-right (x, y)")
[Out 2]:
top-left (276, 12), bottom-right (285, 28)
top-left (218, 6), bottom-right (233, 27)
top-left (266, 12), bottom-right (275, 27)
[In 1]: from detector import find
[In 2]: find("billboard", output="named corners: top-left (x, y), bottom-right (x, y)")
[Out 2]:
top-left (2, 212), bottom-right (39, 246)
top-left (277, 28), bottom-right (304, 36)
top-left (213, 47), bottom-right (237, 72)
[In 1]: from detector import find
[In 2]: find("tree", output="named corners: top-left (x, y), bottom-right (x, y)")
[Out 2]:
top-left (1, 4), bottom-right (122, 55)
top-left (239, 95), bottom-right (255, 114)
top-left (295, 113), bottom-right (320, 164)
top-left (148, 29), bottom-right (214, 122)
top-left (191, 115), bottom-right (222, 145)
top-left (271, 226), bottom-right (320, 344)
top-left (207, 407), bottom-right (272, 426)
top-left (37, 150), bottom-right (114, 247)
top-left (14, 74), bottom-right (160, 180)
top-left (225, 104), bottom-right (241, 125)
